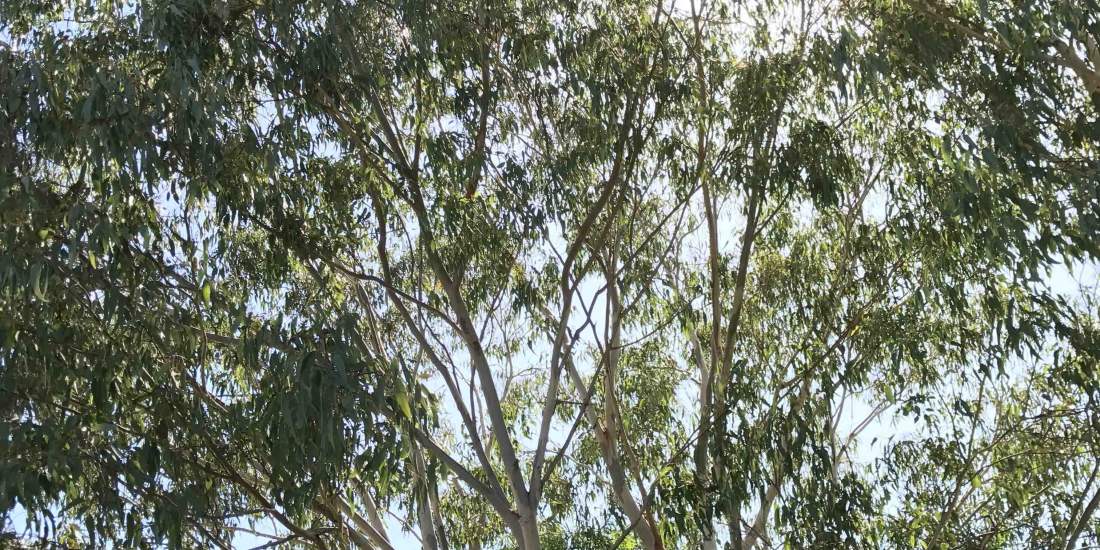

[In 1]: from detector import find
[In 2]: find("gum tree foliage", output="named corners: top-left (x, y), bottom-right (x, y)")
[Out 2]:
top-left (0, 0), bottom-right (1097, 548)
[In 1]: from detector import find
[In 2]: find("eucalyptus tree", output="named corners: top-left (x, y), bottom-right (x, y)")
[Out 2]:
top-left (1, 0), bottom-right (1097, 549)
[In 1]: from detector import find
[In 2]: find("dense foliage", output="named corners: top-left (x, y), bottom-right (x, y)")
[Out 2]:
top-left (1, 0), bottom-right (1098, 548)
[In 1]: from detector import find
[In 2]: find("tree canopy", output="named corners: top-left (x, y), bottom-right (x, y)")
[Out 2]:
top-left (1, 0), bottom-right (1098, 548)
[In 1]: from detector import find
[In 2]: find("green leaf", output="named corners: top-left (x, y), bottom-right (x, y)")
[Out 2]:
top-left (30, 263), bottom-right (47, 301)
top-left (395, 392), bottom-right (412, 421)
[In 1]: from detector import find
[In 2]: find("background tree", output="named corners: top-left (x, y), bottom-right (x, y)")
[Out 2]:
top-left (1, 0), bottom-right (1097, 549)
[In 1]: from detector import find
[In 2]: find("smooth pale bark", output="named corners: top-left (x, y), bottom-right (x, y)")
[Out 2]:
top-left (360, 90), bottom-right (533, 531)
top-left (1064, 463), bottom-right (1100, 550)
top-left (530, 114), bottom-right (629, 504)
top-left (401, 180), bottom-right (538, 546)
top-left (357, 483), bottom-right (391, 545)
top-left (564, 349), bottom-right (662, 550)
top-left (1066, 488), bottom-right (1100, 550)
top-left (559, 255), bottom-right (663, 550)
top-left (330, 499), bottom-right (395, 550)
top-left (411, 442), bottom-right (441, 550)
top-left (604, 257), bottom-right (664, 549)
